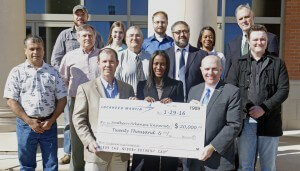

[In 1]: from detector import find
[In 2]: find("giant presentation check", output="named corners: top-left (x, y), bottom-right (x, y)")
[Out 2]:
top-left (96, 98), bottom-right (206, 159)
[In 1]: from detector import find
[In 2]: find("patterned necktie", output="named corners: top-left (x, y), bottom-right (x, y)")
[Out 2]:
top-left (136, 55), bottom-right (145, 81)
top-left (242, 35), bottom-right (249, 56)
top-left (179, 48), bottom-right (186, 98)
top-left (201, 88), bottom-right (211, 105)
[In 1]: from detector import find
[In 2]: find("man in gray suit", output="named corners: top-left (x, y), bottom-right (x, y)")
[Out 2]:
top-left (72, 48), bottom-right (134, 171)
top-left (187, 55), bottom-right (242, 170)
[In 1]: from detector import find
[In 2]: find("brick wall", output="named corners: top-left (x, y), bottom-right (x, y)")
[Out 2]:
top-left (284, 0), bottom-right (300, 80)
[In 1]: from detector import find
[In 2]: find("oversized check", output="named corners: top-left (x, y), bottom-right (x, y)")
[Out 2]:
top-left (96, 98), bottom-right (206, 159)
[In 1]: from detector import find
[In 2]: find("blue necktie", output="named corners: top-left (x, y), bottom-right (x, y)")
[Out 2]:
top-left (201, 88), bottom-right (211, 105)
top-left (179, 48), bottom-right (186, 98)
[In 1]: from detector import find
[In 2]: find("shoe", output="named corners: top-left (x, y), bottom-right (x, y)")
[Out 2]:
top-left (59, 154), bottom-right (70, 165)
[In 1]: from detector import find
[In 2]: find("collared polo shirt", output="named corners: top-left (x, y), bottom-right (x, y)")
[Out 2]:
top-left (4, 60), bottom-right (67, 117)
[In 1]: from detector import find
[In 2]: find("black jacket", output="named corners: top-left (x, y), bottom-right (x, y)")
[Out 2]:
top-left (226, 52), bottom-right (289, 136)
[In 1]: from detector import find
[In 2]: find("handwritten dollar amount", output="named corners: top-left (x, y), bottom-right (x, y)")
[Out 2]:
top-left (174, 123), bottom-right (200, 131)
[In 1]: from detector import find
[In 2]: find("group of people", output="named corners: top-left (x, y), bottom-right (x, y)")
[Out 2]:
top-left (3, 3), bottom-right (289, 171)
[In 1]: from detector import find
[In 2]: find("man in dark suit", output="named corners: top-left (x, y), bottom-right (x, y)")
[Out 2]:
top-left (224, 4), bottom-right (279, 77)
top-left (165, 21), bottom-right (207, 101)
top-left (188, 55), bottom-right (242, 170)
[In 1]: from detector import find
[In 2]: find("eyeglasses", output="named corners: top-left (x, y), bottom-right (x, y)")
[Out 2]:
top-left (172, 30), bottom-right (189, 35)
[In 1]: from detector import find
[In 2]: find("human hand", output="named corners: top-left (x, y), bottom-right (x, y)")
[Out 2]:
top-left (41, 119), bottom-right (54, 131)
top-left (27, 118), bottom-right (44, 134)
top-left (144, 96), bottom-right (156, 103)
top-left (249, 106), bottom-right (265, 119)
top-left (199, 144), bottom-right (215, 161)
top-left (160, 98), bottom-right (172, 104)
top-left (129, 96), bottom-right (138, 100)
top-left (88, 140), bottom-right (99, 153)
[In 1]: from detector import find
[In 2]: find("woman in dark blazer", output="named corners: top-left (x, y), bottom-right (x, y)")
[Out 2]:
top-left (131, 50), bottom-right (184, 171)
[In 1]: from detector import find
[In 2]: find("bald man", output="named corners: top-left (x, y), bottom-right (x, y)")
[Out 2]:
top-left (187, 55), bottom-right (242, 170)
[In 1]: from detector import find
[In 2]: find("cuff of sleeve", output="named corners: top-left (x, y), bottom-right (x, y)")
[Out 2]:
top-left (259, 103), bottom-right (269, 115)
top-left (209, 144), bottom-right (216, 152)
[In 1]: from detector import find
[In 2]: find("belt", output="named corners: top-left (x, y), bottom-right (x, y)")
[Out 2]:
top-left (29, 114), bottom-right (53, 121)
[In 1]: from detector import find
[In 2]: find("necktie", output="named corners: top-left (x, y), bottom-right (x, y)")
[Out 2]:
top-left (179, 48), bottom-right (186, 98)
top-left (242, 35), bottom-right (249, 56)
top-left (136, 55), bottom-right (145, 81)
top-left (201, 88), bottom-right (211, 105)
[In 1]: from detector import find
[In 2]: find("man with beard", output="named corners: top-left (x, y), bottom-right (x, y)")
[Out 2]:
top-left (142, 11), bottom-right (174, 55)
top-left (59, 24), bottom-right (101, 170)
top-left (165, 21), bottom-right (207, 101)
top-left (50, 4), bottom-right (104, 166)
top-left (165, 21), bottom-right (207, 171)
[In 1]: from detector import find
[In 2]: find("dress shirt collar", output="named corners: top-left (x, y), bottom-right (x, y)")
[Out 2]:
top-left (25, 60), bottom-right (46, 70)
top-left (174, 44), bottom-right (189, 52)
top-left (150, 34), bottom-right (173, 42)
top-left (100, 76), bottom-right (117, 89)
top-left (128, 48), bottom-right (142, 56)
top-left (106, 44), bottom-right (127, 52)
top-left (204, 80), bottom-right (219, 91)
top-left (80, 46), bottom-right (95, 55)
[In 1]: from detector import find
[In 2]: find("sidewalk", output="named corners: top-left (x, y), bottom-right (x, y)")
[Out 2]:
top-left (1, 115), bottom-right (300, 170)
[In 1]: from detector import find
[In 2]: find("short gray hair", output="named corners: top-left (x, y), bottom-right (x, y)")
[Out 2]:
top-left (24, 35), bottom-right (44, 48)
top-left (235, 3), bottom-right (252, 17)
top-left (76, 24), bottom-right (96, 37)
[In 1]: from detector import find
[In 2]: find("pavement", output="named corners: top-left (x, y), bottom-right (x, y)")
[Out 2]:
top-left (0, 114), bottom-right (300, 170)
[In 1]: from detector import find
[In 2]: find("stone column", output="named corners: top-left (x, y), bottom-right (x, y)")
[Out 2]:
top-left (148, 0), bottom-right (217, 47)
top-left (0, 0), bottom-right (26, 132)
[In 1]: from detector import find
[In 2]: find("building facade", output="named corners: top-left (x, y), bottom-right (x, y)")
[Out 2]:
top-left (0, 0), bottom-right (299, 131)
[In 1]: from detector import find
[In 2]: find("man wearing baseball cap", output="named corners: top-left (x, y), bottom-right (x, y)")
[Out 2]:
top-left (50, 4), bottom-right (104, 169)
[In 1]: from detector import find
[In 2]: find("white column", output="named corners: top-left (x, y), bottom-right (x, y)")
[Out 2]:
top-left (148, 0), bottom-right (217, 47)
top-left (0, 0), bottom-right (26, 132)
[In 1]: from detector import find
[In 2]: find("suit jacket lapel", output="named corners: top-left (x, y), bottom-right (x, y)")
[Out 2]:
top-left (95, 78), bottom-right (107, 98)
top-left (206, 81), bottom-right (224, 114)
top-left (147, 85), bottom-right (160, 100)
top-left (161, 78), bottom-right (173, 100)
top-left (168, 48), bottom-right (176, 79)
top-left (185, 46), bottom-right (197, 73)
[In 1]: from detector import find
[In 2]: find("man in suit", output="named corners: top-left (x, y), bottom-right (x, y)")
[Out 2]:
top-left (224, 4), bottom-right (279, 78)
top-left (72, 48), bottom-right (134, 171)
top-left (165, 21), bottom-right (207, 101)
top-left (188, 55), bottom-right (242, 170)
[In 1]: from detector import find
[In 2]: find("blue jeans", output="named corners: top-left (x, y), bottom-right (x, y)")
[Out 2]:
top-left (63, 96), bottom-right (71, 155)
top-left (238, 118), bottom-right (279, 171)
top-left (16, 117), bottom-right (58, 171)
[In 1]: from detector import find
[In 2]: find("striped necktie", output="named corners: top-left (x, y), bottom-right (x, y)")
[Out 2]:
top-left (201, 88), bottom-right (211, 105)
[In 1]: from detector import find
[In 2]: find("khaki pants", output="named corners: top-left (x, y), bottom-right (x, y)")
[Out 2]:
top-left (69, 97), bottom-right (85, 171)
top-left (85, 153), bottom-right (128, 171)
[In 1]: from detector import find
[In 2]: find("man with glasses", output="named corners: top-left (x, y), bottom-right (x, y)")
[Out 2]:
top-left (165, 21), bottom-right (207, 171)
top-left (115, 26), bottom-right (151, 95)
top-left (165, 21), bottom-right (207, 101)
top-left (142, 11), bottom-right (174, 55)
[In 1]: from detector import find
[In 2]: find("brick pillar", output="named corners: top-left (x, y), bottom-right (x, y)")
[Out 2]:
top-left (282, 0), bottom-right (300, 130)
